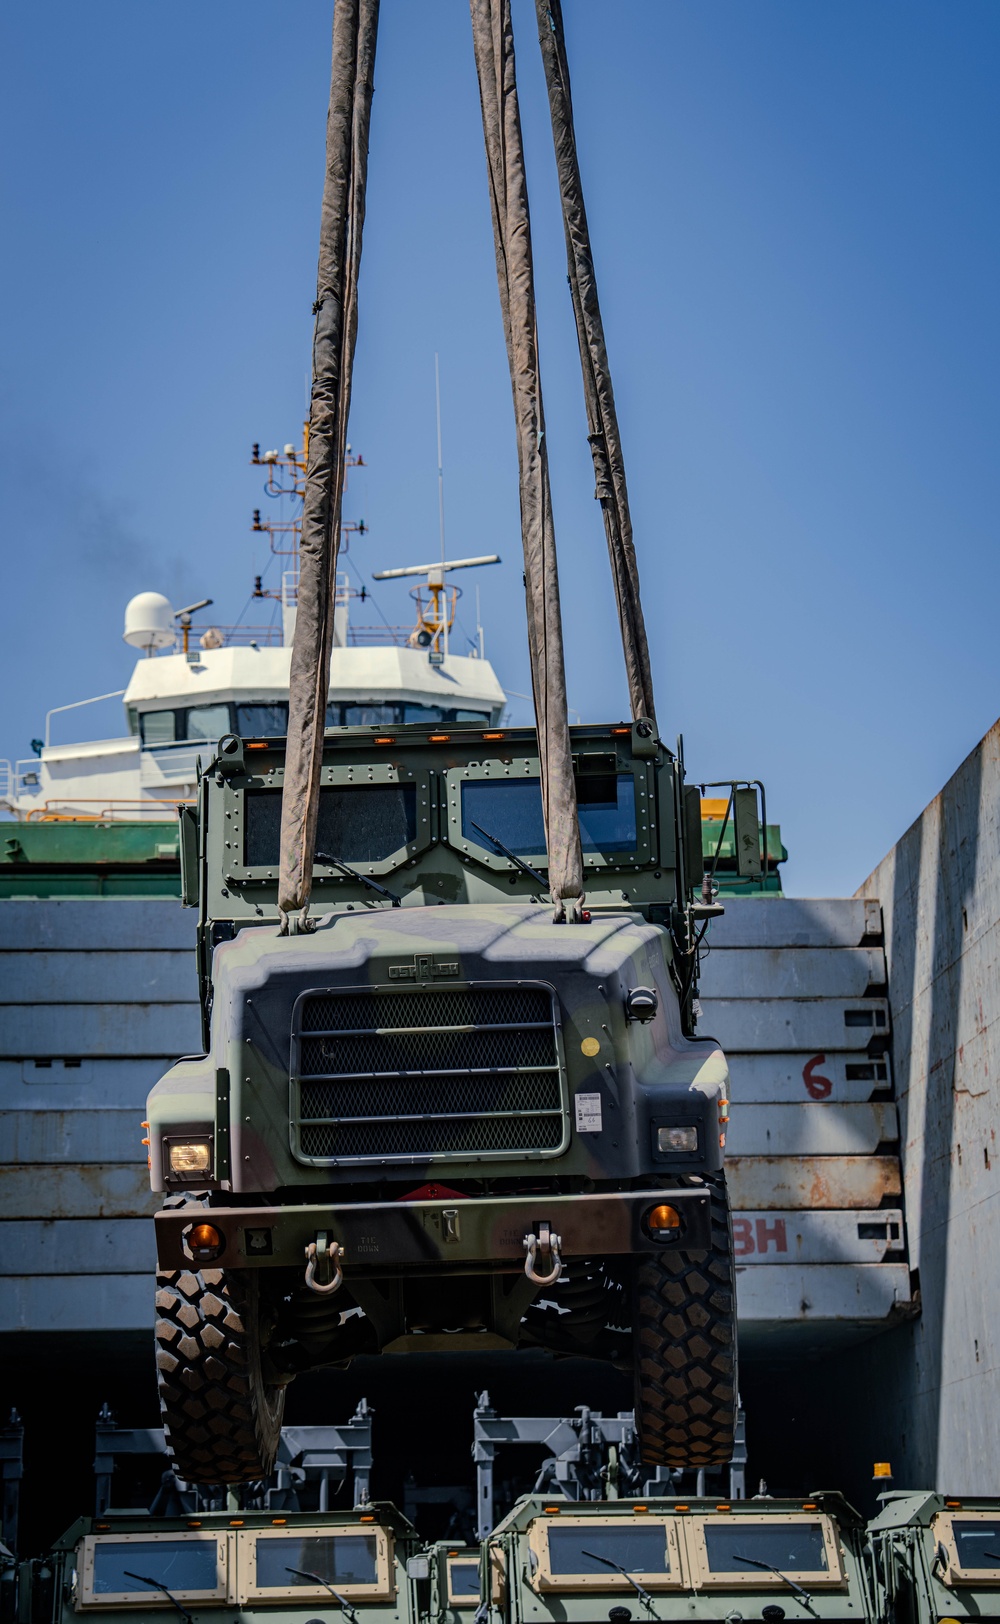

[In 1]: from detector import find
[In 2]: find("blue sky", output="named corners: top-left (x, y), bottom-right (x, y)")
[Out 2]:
top-left (3, 1), bottom-right (998, 896)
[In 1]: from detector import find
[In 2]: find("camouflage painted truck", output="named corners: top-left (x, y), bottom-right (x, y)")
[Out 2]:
top-left (148, 721), bottom-right (759, 1481)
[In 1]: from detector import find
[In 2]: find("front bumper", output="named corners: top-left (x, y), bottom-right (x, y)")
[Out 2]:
top-left (154, 1187), bottom-right (712, 1274)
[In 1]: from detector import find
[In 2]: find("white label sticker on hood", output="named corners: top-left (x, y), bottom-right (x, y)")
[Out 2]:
top-left (575, 1092), bottom-right (602, 1133)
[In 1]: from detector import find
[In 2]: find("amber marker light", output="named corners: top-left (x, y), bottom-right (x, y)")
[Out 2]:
top-left (229, 1519), bottom-right (245, 1527)
top-left (271, 1517), bottom-right (287, 1525)
top-left (374, 736), bottom-right (395, 744)
top-left (360, 1514), bottom-right (377, 1523)
top-left (189, 1223), bottom-right (224, 1262)
top-left (482, 732), bottom-right (504, 740)
top-left (543, 1506), bottom-right (561, 1515)
top-left (674, 1505), bottom-right (690, 1514)
top-left (632, 1505), bottom-right (648, 1515)
top-left (187, 1520), bottom-right (202, 1528)
top-left (428, 733), bottom-right (451, 743)
top-left (645, 1203), bottom-right (682, 1235)
top-left (611, 727), bottom-right (630, 735)
top-left (873, 1463), bottom-right (893, 1482)
top-left (716, 1504), bottom-right (731, 1513)
top-left (247, 742), bottom-right (268, 750)
top-left (803, 1503), bottom-right (817, 1511)
top-left (945, 1499), bottom-right (962, 1508)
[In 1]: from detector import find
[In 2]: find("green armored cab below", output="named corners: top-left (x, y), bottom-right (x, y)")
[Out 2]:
top-left (147, 722), bottom-right (764, 1483)
top-left (867, 1493), bottom-right (1000, 1624)
top-left (16, 1505), bottom-right (422, 1624)
top-left (481, 1493), bottom-right (871, 1624)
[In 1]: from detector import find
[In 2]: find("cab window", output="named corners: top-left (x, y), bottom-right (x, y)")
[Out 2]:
top-left (91, 1538), bottom-right (219, 1595)
top-left (461, 775), bottom-right (637, 857)
top-left (547, 1523), bottom-right (670, 1575)
top-left (447, 1558), bottom-right (480, 1598)
top-left (703, 1522), bottom-right (828, 1574)
top-left (254, 1533), bottom-right (379, 1589)
top-left (244, 784), bottom-right (417, 868)
top-left (952, 1520), bottom-right (1000, 1570)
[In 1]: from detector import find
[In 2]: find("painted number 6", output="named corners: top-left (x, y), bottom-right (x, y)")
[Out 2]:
top-left (803, 1054), bottom-right (832, 1100)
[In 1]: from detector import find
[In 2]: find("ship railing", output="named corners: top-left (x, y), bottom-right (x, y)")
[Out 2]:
top-left (0, 759), bottom-right (11, 807)
top-left (25, 797), bottom-right (195, 822)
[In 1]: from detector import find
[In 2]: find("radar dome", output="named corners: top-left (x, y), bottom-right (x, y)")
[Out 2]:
top-left (124, 591), bottom-right (176, 652)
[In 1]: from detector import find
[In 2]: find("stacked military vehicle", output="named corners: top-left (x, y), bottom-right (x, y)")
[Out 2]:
top-left (7, 1479), bottom-right (999, 1624)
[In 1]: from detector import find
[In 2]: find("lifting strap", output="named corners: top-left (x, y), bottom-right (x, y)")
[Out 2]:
top-left (469, 0), bottom-right (585, 922)
top-left (278, 0), bottom-right (379, 928)
top-left (534, 0), bottom-right (656, 730)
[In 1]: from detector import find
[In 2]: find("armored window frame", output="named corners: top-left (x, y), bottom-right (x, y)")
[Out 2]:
top-left (931, 1512), bottom-right (1000, 1586)
top-left (684, 1514), bottom-right (845, 1590)
top-left (444, 758), bottom-right (654, 874)
top-left (228, 763), bottom-right (434, 882)
top-left (77, 1530), bottom-right (229, 1608)
top-left (445, 1553), bottom-right (481, 1605)
top-left (236, 1525), bottom-right (393, 1603)
top-left (526, 1514), bottom-right (685, 1593)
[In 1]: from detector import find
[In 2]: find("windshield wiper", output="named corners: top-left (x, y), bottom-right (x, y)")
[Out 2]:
top-left (315, 851), bottom-right (401, 907)
top-left (286, 1566), bottom-right (359, 1624)
top-left (981, 1551), bottom-right (1000, 1564)
top-left (581, 1550), bottom-right (654, 1612)
top-left (731, 1554), bottom-right (814, 1609)
top-left (123, 1571), bottom-right (194, 1624)
top-left (470, 822), bottom-right (546, 889)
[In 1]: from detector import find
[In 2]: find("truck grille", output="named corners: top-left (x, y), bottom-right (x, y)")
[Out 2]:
top-left (291, 983), bottom-right (565, 1164)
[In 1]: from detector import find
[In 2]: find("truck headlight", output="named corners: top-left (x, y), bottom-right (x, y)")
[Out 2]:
top-left (656, 1125), bottom-right (699, 1154)
top-left (167, 1139), bottom-right (212, 1174)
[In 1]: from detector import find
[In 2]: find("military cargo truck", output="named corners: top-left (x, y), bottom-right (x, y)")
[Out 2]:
top-left (867, 1493), bottom-right (1000, 1624)
top-left (480, 1491), bottom-right (871, 1624)
top-left (14, 1504), bottom-right (422, 1624)
top-left (148, 722), bottom-right (760, 1483)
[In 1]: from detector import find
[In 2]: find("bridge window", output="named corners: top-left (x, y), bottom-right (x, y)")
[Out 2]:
top-left (236, 702), bottom-right (288, 736)
top-left (186, 704), bottom-right (231, 741)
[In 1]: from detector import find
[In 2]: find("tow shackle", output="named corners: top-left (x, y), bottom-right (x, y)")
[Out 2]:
top-left (523, 1223), bottom-right (563, 1287)
top-left (304, 1232), bottom-right (345, 1296)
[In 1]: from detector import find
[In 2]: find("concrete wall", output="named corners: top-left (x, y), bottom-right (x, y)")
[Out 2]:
top-left (855, 716), bottom-right (1000, 1491)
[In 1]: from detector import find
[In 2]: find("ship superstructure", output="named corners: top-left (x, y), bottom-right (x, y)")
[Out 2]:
top-left (1, 436), bottom-right (505, 821)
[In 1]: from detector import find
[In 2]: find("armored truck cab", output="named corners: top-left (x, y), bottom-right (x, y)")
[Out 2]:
top-left (481, 1492), bottom-right (871, 1624)
top-left (18, 1505), bottom-right (422, 1624)
top-left (867, 1493), bottom-right (1000, 1624)
top-left (148, 722), bottom-right (749, 1484)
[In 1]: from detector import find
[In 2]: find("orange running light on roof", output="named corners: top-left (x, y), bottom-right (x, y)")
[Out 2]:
top-left (375, 736), bottom-right (395, 744)
top-left (247, 742), bottom-right (268, 750)
top-left (429, 734), bottom-right (450, 742)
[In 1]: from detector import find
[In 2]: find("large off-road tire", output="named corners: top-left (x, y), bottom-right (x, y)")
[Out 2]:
top-left (633, 1175), bottom-right (737, 1468)
top-left (155, 1265), bottom-right (286, 1484)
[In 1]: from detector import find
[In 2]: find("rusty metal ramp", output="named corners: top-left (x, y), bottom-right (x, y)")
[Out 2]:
top-left (698, 896), bottom-right (915, 1354)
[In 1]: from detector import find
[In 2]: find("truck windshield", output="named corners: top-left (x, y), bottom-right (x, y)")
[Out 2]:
top-left (448, 1559), bottom-right (480, 1596)
top-left (952, 1521), bottom-right (1000, 1569)
top-left (92, 1540), bottom-right (219, 1594)
top-left (462, 776), bottom-right (636, 857)
top-left (255, 1534), bottom-right (379, 1588)
top-left (245, 785), bottom-right (416, 868)
top-left (547, 1523), bottom-right (669, 1576)
top-left (705, 1523), bottom-right (828, 1574)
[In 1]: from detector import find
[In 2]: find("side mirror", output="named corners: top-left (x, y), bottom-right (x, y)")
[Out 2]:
top-left (733, 787), bottom-right (762, 879)
top-left (177, 805), bottom-right (199, 908)
top-left (406, 1557), bottom-right (430, 1580)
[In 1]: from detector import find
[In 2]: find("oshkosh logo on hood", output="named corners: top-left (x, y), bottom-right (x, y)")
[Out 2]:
top-left (387, 954), bottom-right (460, 981)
